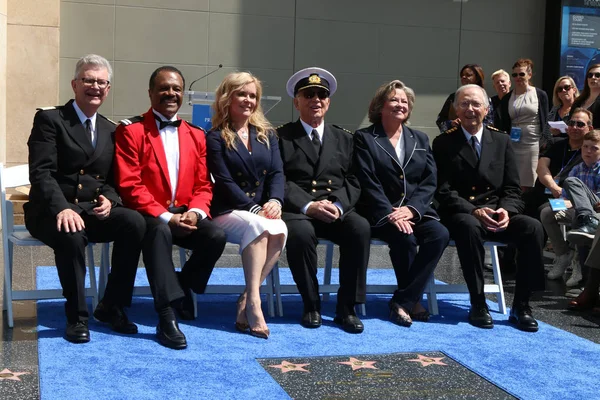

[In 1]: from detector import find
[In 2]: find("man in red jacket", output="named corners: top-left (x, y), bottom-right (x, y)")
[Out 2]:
top-left (115, 66), bottom-right (226, 349)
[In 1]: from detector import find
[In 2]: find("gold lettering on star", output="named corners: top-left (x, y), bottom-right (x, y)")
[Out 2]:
top-left (338, 357), bottom-right (378, 371)
top-left (269, 360), bottom-right (310, 373)
top-left (406, 354), bottom-right (448, 367)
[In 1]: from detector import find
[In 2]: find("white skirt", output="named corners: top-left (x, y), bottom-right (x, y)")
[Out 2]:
top-left (213, 210), bottom-right (288, 253)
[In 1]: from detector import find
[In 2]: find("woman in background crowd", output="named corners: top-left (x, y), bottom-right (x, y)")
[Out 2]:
top-left (572, 63), bottom-right (600, 128)
top-left (207, 72), bottom-right (287, 339)
top-left (354, 80), bottom-right (449, 327)
top-left (542, 76), bottom-right (579, 148)
top-left (498, 58), bottom-right (549, 190)
top-left (436, 64), bottom-right (494, 133)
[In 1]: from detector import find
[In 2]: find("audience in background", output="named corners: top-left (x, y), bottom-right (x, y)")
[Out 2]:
top-left (572, 64), bottom-right (600, 129)
top-left (542, 76), bottom-right (579, 148)
top-left (491, 69), bottom-right (511, 125)
top-left (498, 58), bottom-right (549, 190)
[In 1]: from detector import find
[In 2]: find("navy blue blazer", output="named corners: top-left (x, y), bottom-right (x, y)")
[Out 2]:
top-left (353, 123), bottom-right (439, 227)
top-left (206, 126), bottom-right (284, 217)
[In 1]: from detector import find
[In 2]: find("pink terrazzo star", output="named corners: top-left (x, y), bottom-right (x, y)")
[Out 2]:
top-left (269, 360), bottom-right (310, 373)
top-left (338, 357), bottom-right (378, 371)
top-left (0, 368), bottom-right (30, 381)
top-left (406, 354), bottom-right (448, 367)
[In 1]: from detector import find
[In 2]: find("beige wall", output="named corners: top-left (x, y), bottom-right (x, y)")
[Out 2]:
top-left (58, 0), bottom-right (547, 140)
top-left (6, 0), bottom-right (60, 165)
top-left (0, 0), bottom-right (6, 164)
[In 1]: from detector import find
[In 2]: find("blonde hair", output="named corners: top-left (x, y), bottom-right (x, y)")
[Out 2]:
top-left (211, 72), bottom-right (273, 149)
top-left (491, 69), bottom-right (510, 81)
top-left (552, 76), bottom-right (579, 107)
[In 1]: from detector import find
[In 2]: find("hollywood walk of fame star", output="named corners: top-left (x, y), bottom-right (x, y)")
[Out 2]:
top-left (338, 357), bottom-right (378, 371)
top-left (0, 368), bottom-right (30, 381)
top-left (269, 361), bottom-right (310, 373)
top-left (406, 354), bottom-right (448, 367)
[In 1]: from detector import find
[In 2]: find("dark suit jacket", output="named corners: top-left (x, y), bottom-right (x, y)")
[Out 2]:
top-left (432, 126), bottom-right (524, 218)
top-left (24, 99), bottom-right (120, 221)
top-left (206, 126), bottom-right (284, 216)
top-left (277, 120), bottom-right (360, 221)
top-left (497, 87), bottom-right (549, 134)
top-left (353, 123), bottom-right (439, 227)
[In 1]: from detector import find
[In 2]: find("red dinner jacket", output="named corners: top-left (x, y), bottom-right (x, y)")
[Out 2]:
top-left (114, 108), bottom-right (213, 218)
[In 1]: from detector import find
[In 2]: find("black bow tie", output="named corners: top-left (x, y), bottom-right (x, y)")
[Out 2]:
top-left (154, 113), bottom-right (182, 130)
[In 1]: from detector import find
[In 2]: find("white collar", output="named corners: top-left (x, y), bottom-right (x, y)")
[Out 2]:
top-left (461, 125), bottom-right (483, 144)
top-left (72, 101), bottom-right (97, 128)
top-left (300, 119), bottom-right (324, 139)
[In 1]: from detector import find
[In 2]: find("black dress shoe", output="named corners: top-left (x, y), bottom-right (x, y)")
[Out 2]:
top-left (468, 305), bottom-right (494, 329)
top-left (176, 272), bottom-right (195, 321)
top-left (94, 301), bottom-right (138, 334)
top-left (334, 314), bottom-right (364, 334)
top-left (509, 304), bottom-right (539, 332)
top-left (65, 321), bottom-right (90, 343)
top-left (157, 314), bottom-right (187, 350)
top-left (301, 311), bottom-right (322, 328)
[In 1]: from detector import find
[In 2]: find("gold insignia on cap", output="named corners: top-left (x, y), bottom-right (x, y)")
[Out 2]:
top-left (308, 75), bottom-right (321, 84)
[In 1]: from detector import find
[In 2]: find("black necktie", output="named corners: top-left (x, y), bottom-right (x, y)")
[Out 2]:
top-left (85, 119), bottom-right (93, 144)
top-left (154, 113), bottom-right (182, 130)
top-left (311, 129), bottom-right (321, 155)
top-left (471, 136), bottom-right (479, 160)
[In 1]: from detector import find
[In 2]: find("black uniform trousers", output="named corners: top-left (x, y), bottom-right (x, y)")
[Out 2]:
top-left (141, 216), bottom-right (226, 310)
top-left (442, 213), bottom-right (545, 305)
top-left (284, 211), bottom-right (370, 314)
top-left (372, 218), bottom-right (449, 310)
top-left (26, 206), bottom-right (146, 323)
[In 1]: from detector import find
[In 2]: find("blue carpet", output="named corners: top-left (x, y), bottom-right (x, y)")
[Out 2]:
top-left (36, 267), bottom-right (600, 400)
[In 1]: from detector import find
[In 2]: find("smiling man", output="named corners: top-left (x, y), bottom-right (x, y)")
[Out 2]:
top-left (25, 54), bottom-right (146, 343)
top-left (432, 84), bottom-right (545, 332)
top-left (114, 66), bottom-right (226, 349)
top-left (277, 67), bottom-right (370, 334)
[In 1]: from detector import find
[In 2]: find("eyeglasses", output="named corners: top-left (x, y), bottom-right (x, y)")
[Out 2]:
top-left (301, 90), bottom-right (329, 100)
top-left (80, 78), bottom-right (110, 89)
top-left (588, 72), bottom-right (600, 79)
top-left (458, 101), bottom-right (483, 110)
top-left (557, 85), bottom-right (572, 92)
top-left (568, 120), bottom-right (588, 128)
top-left (511, 72), bottom-right (526, 77)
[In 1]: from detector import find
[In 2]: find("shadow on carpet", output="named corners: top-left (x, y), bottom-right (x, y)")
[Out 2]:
top-left (35, 267), bottom-right (600, 400)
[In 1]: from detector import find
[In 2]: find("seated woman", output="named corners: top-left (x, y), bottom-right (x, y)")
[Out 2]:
top-left (207, 72), bottom-right (287, 339)
top-left (354, 80), bottom-right (450, 327)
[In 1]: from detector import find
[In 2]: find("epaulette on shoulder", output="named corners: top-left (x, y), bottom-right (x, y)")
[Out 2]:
top-left (119, 115), bottom-right (144, 126)
top-left (333, 124), bottom-right (353, 135)
top-left (36, 106), bottom-right (58, 111)
top-left (186, 121), bottom-right (205, 132)
top-left (444, 126), bottom-right (458, 134)
top-left (98, 114), bottom-right (117, 125)
top-left (486, 125), bottom-right (504, 133)
top-left (275, 122), bottom-right (292, 131)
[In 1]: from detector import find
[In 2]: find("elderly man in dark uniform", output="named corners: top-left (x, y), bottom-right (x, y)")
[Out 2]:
top-left (432, 84), bottom-right (545, 332)
top-left (25, 54), bottom-right (146, 343)
top-left (277, 67), bottom-right (370, 333)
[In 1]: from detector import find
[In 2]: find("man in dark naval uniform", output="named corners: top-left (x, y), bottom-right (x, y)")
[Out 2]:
top-left (277, 67), bottom-right (370, 333)
top-left (432, 84), bottom-right (545, 332)
top-left (25, 54), bottom-right (146, 343)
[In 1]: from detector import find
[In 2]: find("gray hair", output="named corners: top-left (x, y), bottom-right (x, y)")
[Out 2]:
top-left (453, 84), bottom-right (489, 109)
top-left (491, 69), bottom-right (510, 81)
top-left (73, 54), bottom-right (113, 81)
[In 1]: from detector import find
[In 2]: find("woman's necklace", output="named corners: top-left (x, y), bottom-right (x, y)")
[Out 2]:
top-left (238, 128), bottom-right (248, 140)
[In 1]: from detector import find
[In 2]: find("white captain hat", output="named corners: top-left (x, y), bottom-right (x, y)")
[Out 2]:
top-left (285, 67), bottom-right (337, 98)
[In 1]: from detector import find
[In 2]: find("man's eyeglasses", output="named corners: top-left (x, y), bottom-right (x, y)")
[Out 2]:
top-left (557, 85), bottom-right (572, 92)
top-left (80, 78), bottom-right (110, 89)
top-left (588, 72), bottom-right (600, 79)
top-left (457, 101), bottom-right (483, 110)
top-left (568, 120), bottom-right (588, 128)
top-left (511, 72), bottom-right (526, 77)
top-left (301, 90), bottom-right (329, 100)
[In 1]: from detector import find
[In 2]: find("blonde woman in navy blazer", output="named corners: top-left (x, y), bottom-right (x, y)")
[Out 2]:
top-left (207, 72), bottom-right (287, 339)
top-left (354, 80), bottom-right (449, 327)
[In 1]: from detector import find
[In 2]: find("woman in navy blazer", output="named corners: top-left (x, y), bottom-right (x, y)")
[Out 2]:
top-left (354, 80), bottom-right (449, 327)
top-left (207, 72), bottom-right (287, 339)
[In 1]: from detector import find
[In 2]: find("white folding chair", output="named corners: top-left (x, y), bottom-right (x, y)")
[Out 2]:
top-left (1, 163), bottom-right (105, 328)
